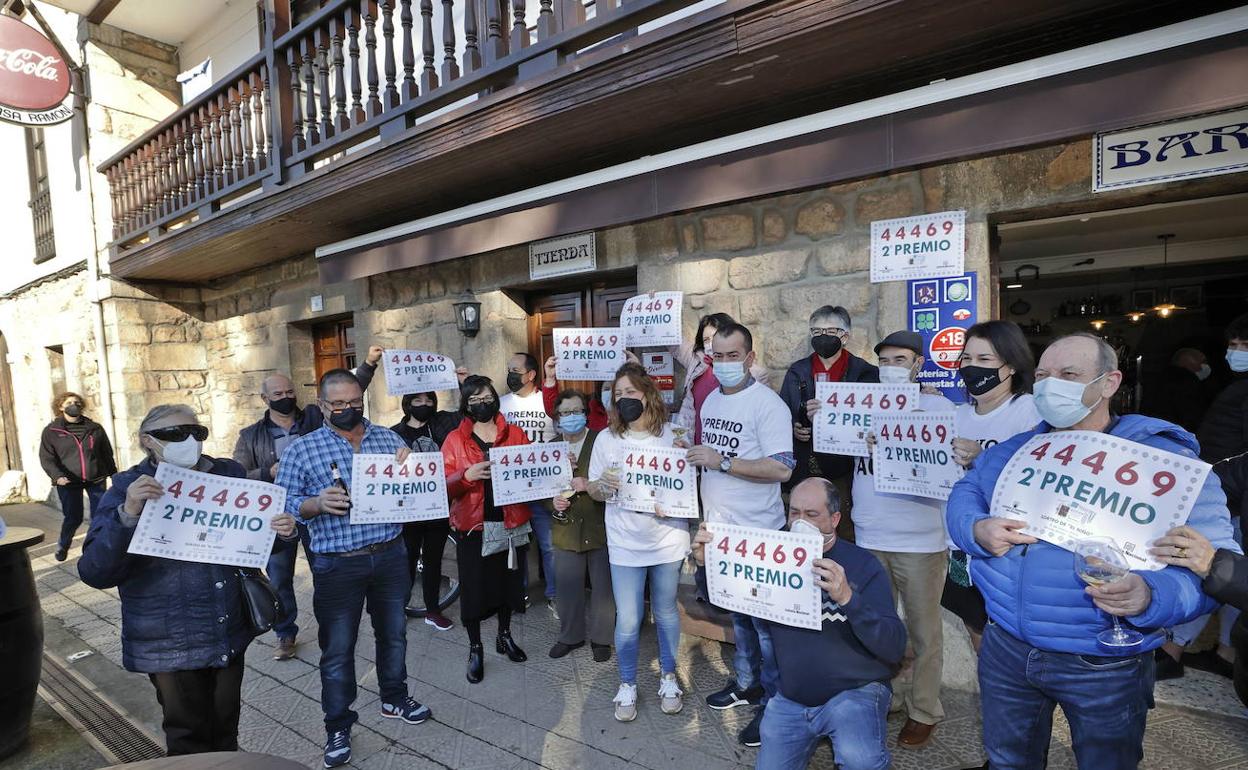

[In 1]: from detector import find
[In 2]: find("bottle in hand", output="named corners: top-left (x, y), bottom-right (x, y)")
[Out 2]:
top-left (330, 461), bottom-right (351, 513)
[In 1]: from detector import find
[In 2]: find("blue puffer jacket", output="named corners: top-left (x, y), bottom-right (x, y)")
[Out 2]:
top-left (78, 457), bottom-right (256, 674)
top-left (946, 414), bottom-right (1240, 656)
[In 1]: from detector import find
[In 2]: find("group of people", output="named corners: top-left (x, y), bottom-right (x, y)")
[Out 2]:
top-left (44, 304), bottom-right (1248, 770)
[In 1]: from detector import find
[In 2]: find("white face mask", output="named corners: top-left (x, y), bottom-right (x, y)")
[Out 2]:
top-left (1227, 348), bottom-right (1248, 374)
top-left (1033, 374), bottom-right (1105, 429)
top-left (159, 436), bottom-right (202, 469)
top-left (878, 365), bottom-right (913, 385)
top-left (790, 517), bottom-right (834, 551)
top-left (1196, 363), bottom-right (1212, 381)
top-left (714, 360), bottom-right (746, 388)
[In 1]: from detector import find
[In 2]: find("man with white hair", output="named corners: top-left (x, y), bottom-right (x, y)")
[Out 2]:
top-left (946, 332), bottom-right (1239, 768)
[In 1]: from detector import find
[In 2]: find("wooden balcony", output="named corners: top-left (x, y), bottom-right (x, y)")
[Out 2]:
top-left (98, 0), bottom-right (1240, 283)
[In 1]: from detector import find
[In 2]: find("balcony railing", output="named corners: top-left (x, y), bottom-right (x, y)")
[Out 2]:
top-left (29, 188), bottom-right (56, 262)
top-left (99, 0), bottom-right (703, 247)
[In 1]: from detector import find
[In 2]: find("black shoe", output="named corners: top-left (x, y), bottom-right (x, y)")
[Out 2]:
top-left (1187, 648), bottom-right (1233, 679)
top-left (549, 641), bottom-right (584, 659)
top-left (54, 546), bottom-right (67, 562)
top-left (739, 706), bottom-right (764, 747)
top-left (497, 631), bottom-right (528, 662)
top-left (1154, 648), bottom-right (1184, 680)
top-left (706, 681), bottom-right (763, 710)
top-left (591, 643), bottom-right (611, 663)
top-left (467, 644), bottom-right (484, 683)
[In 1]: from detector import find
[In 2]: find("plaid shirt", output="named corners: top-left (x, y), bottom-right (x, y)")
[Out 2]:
top-left (276, 421), bottom-right (405, 553)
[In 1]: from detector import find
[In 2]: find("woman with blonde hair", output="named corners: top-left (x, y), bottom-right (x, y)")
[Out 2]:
top-left (589, 363), bottom-right (690, 722)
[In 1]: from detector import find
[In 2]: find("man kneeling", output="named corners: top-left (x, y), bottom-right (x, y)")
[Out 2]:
top-left (693, 477), bottom-right (905, 770)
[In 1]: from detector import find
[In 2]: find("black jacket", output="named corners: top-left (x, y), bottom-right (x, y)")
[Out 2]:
top-left (40, 416), bottom-right (117, 487)
top-left (779, 352), bottom-right (879, 484)
top-left (1197, 377), bottom-right (1248, 463)
top-left (1143, 365), bottom-right (1213, 434)
top-left (1214, 451), bottom-right (1248, 520)
top-left (1203, 548), bottom-right (1248, 707)
top-left (390, 411), bottom-right (460, 449)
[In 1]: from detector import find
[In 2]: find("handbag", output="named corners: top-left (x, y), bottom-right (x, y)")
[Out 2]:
top-left (236, 567), bottom-right (282, 635)
top-left (482, 520), bottom-right (533, 570)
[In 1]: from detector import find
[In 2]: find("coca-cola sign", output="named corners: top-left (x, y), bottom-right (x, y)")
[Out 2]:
top-left (0, 15), bottom-right (72, 126)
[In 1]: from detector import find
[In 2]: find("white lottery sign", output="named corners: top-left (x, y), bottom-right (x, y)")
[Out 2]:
top-left (620, 292), bottom-right (683, 347)
top-left (616, 443), bottom-right (699, 518)
top-left (870, 210), bottom-right (965, 283)
top-left (489, 441), bottom-right (573, 506)
top-left (382, 350), bottom-right (459, 396)
top-left (872, 412), bottom-right (962, 500)
top-left (705, 522), bottom-right (824, 630)
top-left (350, 453), bottom-right (449, 524)
top-left (553, 328), bottom-right (625, 381)
top-left (128, 464), bottom-right (282, 569)
top-left (813, 382), bottom-right (918, 457)
top-left (990, 431), bottom-right (1211, 570)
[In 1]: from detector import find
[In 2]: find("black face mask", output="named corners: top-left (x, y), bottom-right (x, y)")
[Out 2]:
top-left (328, 406), bottom-right (364, 431)
top-left (616, 397), bottom-right (645, 424)
top-left (812, 335), bottom-right (842, 359)
top-left (406, 404), bottom-right (435, 423)
top-left (63, 404), bottom-right (83, 418)
top-left (269, 396), bottom-right (297, 416)
top-left (960, 365), bottom-right (1009, 397)
top-left (468, 400), bottom-right (500, 423)
top-left (505, 372), bottom-right (525, 393)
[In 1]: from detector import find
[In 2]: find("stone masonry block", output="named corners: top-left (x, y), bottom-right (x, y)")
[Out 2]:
top-left (701, 214), bottom-right (755, 252)
top-left (147, 343), bottom-right (207, 372)
top-left (778, 279), bottom-right (870, 319)
top-left (815, 237), bottom-right (870, 277)
top-left (644, 259), bottom-right (725, 296)
top-left (762, 210), bottom-right (786, 245)
top-left (855, 188), bottom-right (916, 227)
top-left (727, 250), bottom-right (810, 290)
top-left (794, 198), bottom-right (845, 238)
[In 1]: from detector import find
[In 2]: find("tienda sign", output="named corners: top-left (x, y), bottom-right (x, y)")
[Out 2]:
top-left (0, 15), bottom-right (73, 127)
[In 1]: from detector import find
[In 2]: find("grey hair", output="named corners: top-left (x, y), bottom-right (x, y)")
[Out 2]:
top-left (809, 305), bottom-right (852, 331)
top-left (1052, 332), bottom-right (1118, 375)
top-left (139, 404), bottom-right (196, 435)
top-left (318, 369), bottom-right (361, 399)
top-left (796, 476), bottom-right (844, 515)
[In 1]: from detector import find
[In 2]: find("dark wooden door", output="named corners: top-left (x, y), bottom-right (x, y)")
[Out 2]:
top-left (312, 318), bottom-right (356, 381)
top-left (526, 278), bottom-right (637, 396)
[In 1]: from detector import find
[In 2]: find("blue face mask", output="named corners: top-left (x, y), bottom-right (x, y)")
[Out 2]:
top-left (558, 413), bottom-right (587, 435)
top-left (1033, 373), bottom-right (1105, 428)
top-left (714, 360), bottom-right (746, 389)
top-left (1227, 348), bottom-right (1248, 374)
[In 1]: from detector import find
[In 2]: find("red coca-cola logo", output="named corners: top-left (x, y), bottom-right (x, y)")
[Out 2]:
top-left (0, 16), bottom-right (69, 111)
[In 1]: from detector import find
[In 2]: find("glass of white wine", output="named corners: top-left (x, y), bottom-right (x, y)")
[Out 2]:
top-left (603, 460), bottom-right (622, 503)
top-left (670, 414), bottom-right (690, 446)
top-left (1074, 537), bottom-right (1143, 648)
top-left (553, 478), bottom-right (574, 525)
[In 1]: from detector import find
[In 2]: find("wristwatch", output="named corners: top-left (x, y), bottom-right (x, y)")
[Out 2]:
top-left (719, 456), bottom-right (733, 473)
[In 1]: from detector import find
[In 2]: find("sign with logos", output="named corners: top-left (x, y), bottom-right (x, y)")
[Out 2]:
top-left (489, 441), bottom-right (573, 506)
top-left (643, 351), bottom-right (675, 405)
top-left (0, 16), bottom-right (74, 127)
top-left (382, 350), bottom-right (458, 396)
top-left (129, 464), bottom-right (282, 569)
top-left (990, 431), bottom-right (1211, 570)
top-left (873, 413), bottom-right (962, 500)
top-left (908, 271), bottom-right (976, 404)
top-left (813, 382), bottom-right (918, 457)
top-left (870, 210), bottom-right (965, 283)
top-left (705, 522), bottom-right (824, 629)
top-left (620, 292), bottom-right (683, 347)
top-left (1093, 107), bottom-right (1248, 192)
top-left (553, 328), bottom-right (625, 381)
top-left (529, 232), bottom-right (596, 280)
top-left (616, 443), bottom-right (698, 517)
top-left (349, 452), bottom-right (449, 524)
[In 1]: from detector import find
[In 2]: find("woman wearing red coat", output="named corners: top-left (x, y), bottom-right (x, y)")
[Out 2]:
top-left (443, 375), bottom-right (532, 683)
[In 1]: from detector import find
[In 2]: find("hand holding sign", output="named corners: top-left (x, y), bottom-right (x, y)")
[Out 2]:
top-left (873, 413), bottom-right (962, 500)
top-left (553, 329), bottom-right (625, 381)
top-left (350, 452), bottom-right (449, 524)
top-left (489, 442), bottom-right (572, 506)
top-left (812, 383), bottom-right (919, 457)
top-left (616, 444), bottom-right (698, 518)
top-left (620, 292), bottom-right (683, 347)
top-left (383, 350), bottom-right (459, 396)
top-left (704, 522), bottom-right (824, 629)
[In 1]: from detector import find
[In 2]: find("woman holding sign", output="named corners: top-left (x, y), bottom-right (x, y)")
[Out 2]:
top-left (78, 405), bottom-right (297, 756)
top-left (588, 364), bottom-right (691, 722)
top-left (442, 376), bottom-right (532, 683)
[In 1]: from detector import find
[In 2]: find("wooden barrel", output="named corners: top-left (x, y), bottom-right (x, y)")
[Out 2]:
top-left (0, 527), bottom-right (45, 760)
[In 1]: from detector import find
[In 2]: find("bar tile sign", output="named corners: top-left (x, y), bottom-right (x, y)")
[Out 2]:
top-left (1094, 107), bottom-right (1248, 192)
top-left (529, 232), bottom-right (596, 280)
top-left (870, 210), bottom-right (965, 283)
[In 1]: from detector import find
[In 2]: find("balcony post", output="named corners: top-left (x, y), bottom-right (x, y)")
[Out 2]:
top-left (263, 0), bottom-right (292, 190)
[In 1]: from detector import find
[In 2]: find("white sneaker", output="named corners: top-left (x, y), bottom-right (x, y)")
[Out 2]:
top-left (613, 683), bottom-right (638, 722)
top-left (658, 673), bottom-right (683, 715)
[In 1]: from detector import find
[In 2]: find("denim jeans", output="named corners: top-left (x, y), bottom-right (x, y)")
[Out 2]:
top-left (56, 482), bottom-right (106, 551)
top-left (309, 539), bottom-right (411, 734)
top-left (732, 612), bottom-right (778, 705)
top-left (266, 527), bottom-right (313, 640)
top-left (528, 502), bottom-right (557, 600)
top-left (610, 560), bottom-right (682, 684)
top-left (756, 684), bottom-right (891, 770)
top-left (979, 622), bottom-right (1154, 770)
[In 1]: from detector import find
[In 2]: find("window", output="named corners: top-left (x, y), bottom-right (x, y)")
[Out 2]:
top-left (47, 345), bottom-right (65, 399)
top-left (26, 127), bottom-right (54, 263)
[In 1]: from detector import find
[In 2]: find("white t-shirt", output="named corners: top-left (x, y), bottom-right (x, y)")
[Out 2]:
top-left (851, 392), bottom-right (955, 554)
top-left (590, 426), bottom-right (691, 567)
top-left (500, 390), bottom-right (556, 443)
top-left (699, 380), bottom-right (794, 530)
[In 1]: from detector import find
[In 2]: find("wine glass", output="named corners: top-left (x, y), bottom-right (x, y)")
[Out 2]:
top-left (553, 478), bottom-right (574, 524)
top-left (670, 414), bottom-right (690, 446)
top-left (603, 460), bottom-right (622, 503)
top-left (1073, 537), bottom-right (1143, 648)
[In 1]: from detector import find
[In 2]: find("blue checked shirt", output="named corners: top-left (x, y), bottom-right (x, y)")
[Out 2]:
top-left (276, 421), bottom-right (405, 553)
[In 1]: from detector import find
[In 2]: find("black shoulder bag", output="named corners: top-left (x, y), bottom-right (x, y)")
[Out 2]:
top-left (236, 567), bottom-right (282, 635)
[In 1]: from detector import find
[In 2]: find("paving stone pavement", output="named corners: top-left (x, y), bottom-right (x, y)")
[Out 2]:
top-left (28, 539), bottom-right (1248, 769)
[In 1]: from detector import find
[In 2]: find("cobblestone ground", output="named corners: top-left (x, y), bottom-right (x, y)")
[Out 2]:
top-left (27, 520), bottom-right (1248, 769)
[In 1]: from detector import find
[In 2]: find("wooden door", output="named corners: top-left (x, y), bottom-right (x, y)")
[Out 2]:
top-left (526, 279), bottom-right (637, 396)
top-left (312, 318), bottom-right (356, 381)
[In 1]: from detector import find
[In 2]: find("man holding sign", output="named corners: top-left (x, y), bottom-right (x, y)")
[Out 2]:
top-left (946, 333), bottom-right (1239, 769)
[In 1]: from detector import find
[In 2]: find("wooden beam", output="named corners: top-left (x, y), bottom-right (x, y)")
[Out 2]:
top-left (86, 0), bottom-right (123, 25)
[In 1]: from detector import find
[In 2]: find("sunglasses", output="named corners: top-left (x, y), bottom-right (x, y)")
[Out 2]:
top-left (146, 424), bottom-right (209, 442)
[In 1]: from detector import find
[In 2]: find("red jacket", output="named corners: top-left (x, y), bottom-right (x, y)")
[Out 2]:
top-left (542, 381), bottom-right (610, 432)
top-left (443, 413), bottom-right (532, 532)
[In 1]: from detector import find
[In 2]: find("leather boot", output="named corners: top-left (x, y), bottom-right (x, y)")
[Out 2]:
top-left (496, 631), bottom-right (528, 662)
top-left (467, 644), bottom-right (484, 683)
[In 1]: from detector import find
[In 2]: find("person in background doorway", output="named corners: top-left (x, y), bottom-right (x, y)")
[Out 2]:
top-left (1199, 312), bottom-right (1248, 463)
top-left (40, 391), bottom-right (116, 562)
top-left (1141, 346), bottom-right (1213, 433)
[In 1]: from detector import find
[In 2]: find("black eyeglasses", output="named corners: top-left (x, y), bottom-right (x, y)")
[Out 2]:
top-left (146, 424), bottom-right (209, 442)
